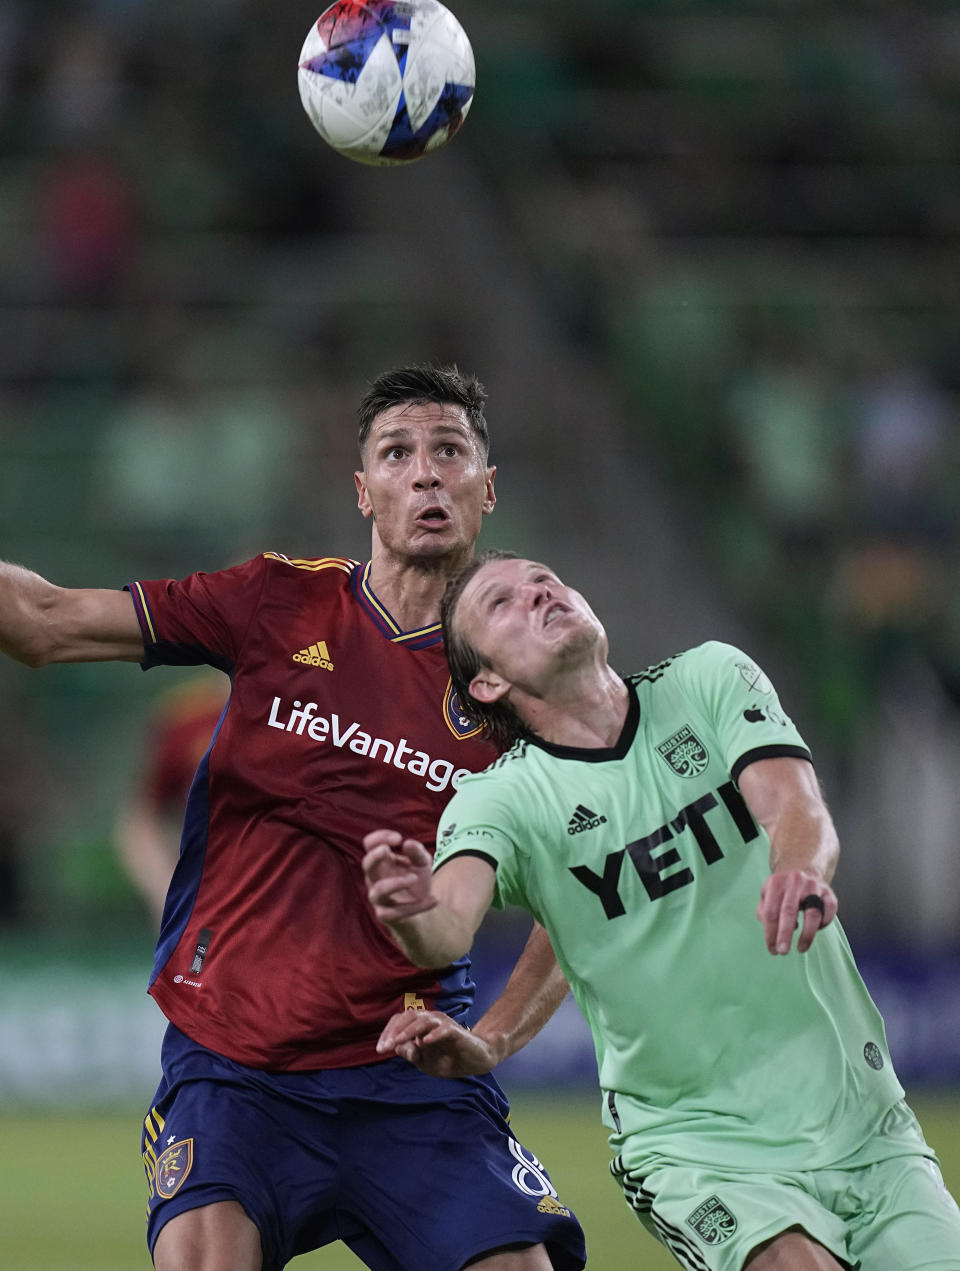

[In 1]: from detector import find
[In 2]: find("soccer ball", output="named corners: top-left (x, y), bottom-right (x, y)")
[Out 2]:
top-left (297, 0), bottom-right (475, 166)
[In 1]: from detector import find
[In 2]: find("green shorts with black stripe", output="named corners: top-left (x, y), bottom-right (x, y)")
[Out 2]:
top-left (610, 1102), bottom-right (960, 1271)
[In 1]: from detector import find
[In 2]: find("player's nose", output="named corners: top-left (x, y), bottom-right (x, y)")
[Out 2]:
top-left (410, 449), bottom-right (441, 487)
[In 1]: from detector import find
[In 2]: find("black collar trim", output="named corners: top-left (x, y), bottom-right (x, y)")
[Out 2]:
top-left (529, 679), bottom-right (638, 763)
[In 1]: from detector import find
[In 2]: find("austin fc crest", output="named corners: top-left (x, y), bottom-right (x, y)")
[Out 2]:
top-left (686, 1195), bottom-right (738, 1245)
top-left (656, 725), bottom-right (709, 778)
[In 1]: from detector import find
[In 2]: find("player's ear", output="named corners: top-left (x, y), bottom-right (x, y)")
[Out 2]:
top-left (355, 471), bottom-right (373, 519)
top-left (482, 466), bottom-right (496, 516)
top-left (469, 667), bottom-right (509, 705)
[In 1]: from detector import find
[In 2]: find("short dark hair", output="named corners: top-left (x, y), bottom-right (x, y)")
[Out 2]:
top-left (357, 363), bottom-right (489, 458)
top-left (440, 549), bottom-right (532, 752)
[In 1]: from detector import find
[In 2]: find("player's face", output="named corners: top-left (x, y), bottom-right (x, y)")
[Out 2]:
top-left (457, 557), bottom-right (605, 696)
top-left (355, 403), bottom-right (496, 563)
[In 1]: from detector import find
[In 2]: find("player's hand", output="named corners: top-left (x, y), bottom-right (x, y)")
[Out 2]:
top-left (756, 869), bottom-right (837, 955)
top-left (376, 1009), bottom-right (500, 1076)
top-left (362, 829), bottom-right (438, 924)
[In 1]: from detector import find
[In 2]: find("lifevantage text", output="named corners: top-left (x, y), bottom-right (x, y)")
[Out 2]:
top-left (266, 697), bottom-right (471, 793)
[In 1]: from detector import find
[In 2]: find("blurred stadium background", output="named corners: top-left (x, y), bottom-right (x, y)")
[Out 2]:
top-left (1, 0), bottom-right (960, 1266)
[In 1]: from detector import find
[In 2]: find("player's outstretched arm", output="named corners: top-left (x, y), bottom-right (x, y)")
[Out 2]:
top-left (377, 922), bottom-right (568, 1077)
top-left (470, 921), bottom-right (568, 1062)
top-left (115, 794), bottom-right (178, 927)
top-left (739, 756), bottom-right (839, 956)
top-left (362, 829), bottom-right (495, 968)
top-left (0, 562), bottom-right (144, 666)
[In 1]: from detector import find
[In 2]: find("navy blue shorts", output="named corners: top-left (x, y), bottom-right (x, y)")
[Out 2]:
top-left (141, 1024), bottom-right (586, 1271)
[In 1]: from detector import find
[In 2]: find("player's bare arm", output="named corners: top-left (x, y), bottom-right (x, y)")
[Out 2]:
top-left (362, 829), bottom-right (494, 967)
top-left (739, 756), bottom-right (839, 956)
top-left (469, 921), bottom-right (568, 1061)
top-left (0, 561), bottom-right (144, 666)
top-left (115, 794), bottom-right (181, 926)
top-left (377, 922), bottom-right (568, 1077)
top-left (376, 1009), bottom-right (481, 1072)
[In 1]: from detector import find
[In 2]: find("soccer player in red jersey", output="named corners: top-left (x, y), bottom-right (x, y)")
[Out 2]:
top-left (116, 672), bottom-right (229, 925)
top-left (0, 365), bottom-right (586, 1271)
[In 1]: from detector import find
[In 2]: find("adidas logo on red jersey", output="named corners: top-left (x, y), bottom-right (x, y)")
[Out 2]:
top-left (292, 640), bottom-right (333, 670)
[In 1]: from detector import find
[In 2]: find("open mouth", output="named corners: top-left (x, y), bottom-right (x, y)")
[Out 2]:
top-left (417, 507), bottom-right (449, 525)
top-left (542, 603), bottom-right (569, 628)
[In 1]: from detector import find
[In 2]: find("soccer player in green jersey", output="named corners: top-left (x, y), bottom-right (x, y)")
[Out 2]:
top-left (363, 549), bottom-right (960, 1271)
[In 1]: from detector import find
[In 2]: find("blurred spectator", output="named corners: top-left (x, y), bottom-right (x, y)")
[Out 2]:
top-left (115, 672), bottom-right (228, 926)
top-left (38, 145), bottom-right (137, 300)
top-left (0, 693), bottom-right (48, 926)
top-left (817, 348), bottom-right (959, 742)
top-left (850, 353), bottom-right (953, 520)
top-left (0, 770), bottom-right (26, 924)
top-left (724, 331), bottom-right (844, 559)
top-left (840, 654), bottom-right (960, 951)
top-left (94, 375), bottom-right (298, 563)
top-left (0, 3), bottom-right (24, 124)
top-left (40, 12), bottom-right (127, 139)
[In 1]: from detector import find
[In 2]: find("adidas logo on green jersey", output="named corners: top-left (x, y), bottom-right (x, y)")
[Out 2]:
top-left (567, 804), bottom-right (607, 835)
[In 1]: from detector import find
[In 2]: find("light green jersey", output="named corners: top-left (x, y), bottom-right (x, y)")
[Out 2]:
top-left (435, 642), bottom-right (903, 1171)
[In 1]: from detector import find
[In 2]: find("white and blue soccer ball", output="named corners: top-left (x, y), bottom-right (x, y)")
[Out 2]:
top-left (297, 0), bottom-right (475, 166)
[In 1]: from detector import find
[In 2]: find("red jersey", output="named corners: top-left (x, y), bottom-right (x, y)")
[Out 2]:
top-left (126, 553), bottom-right (498, 1071)
top-left (143, 679), bottom-right (228, 814)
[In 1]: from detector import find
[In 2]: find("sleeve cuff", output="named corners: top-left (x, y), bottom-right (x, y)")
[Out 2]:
top-left (731, 745), bottom-right (812, 786)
